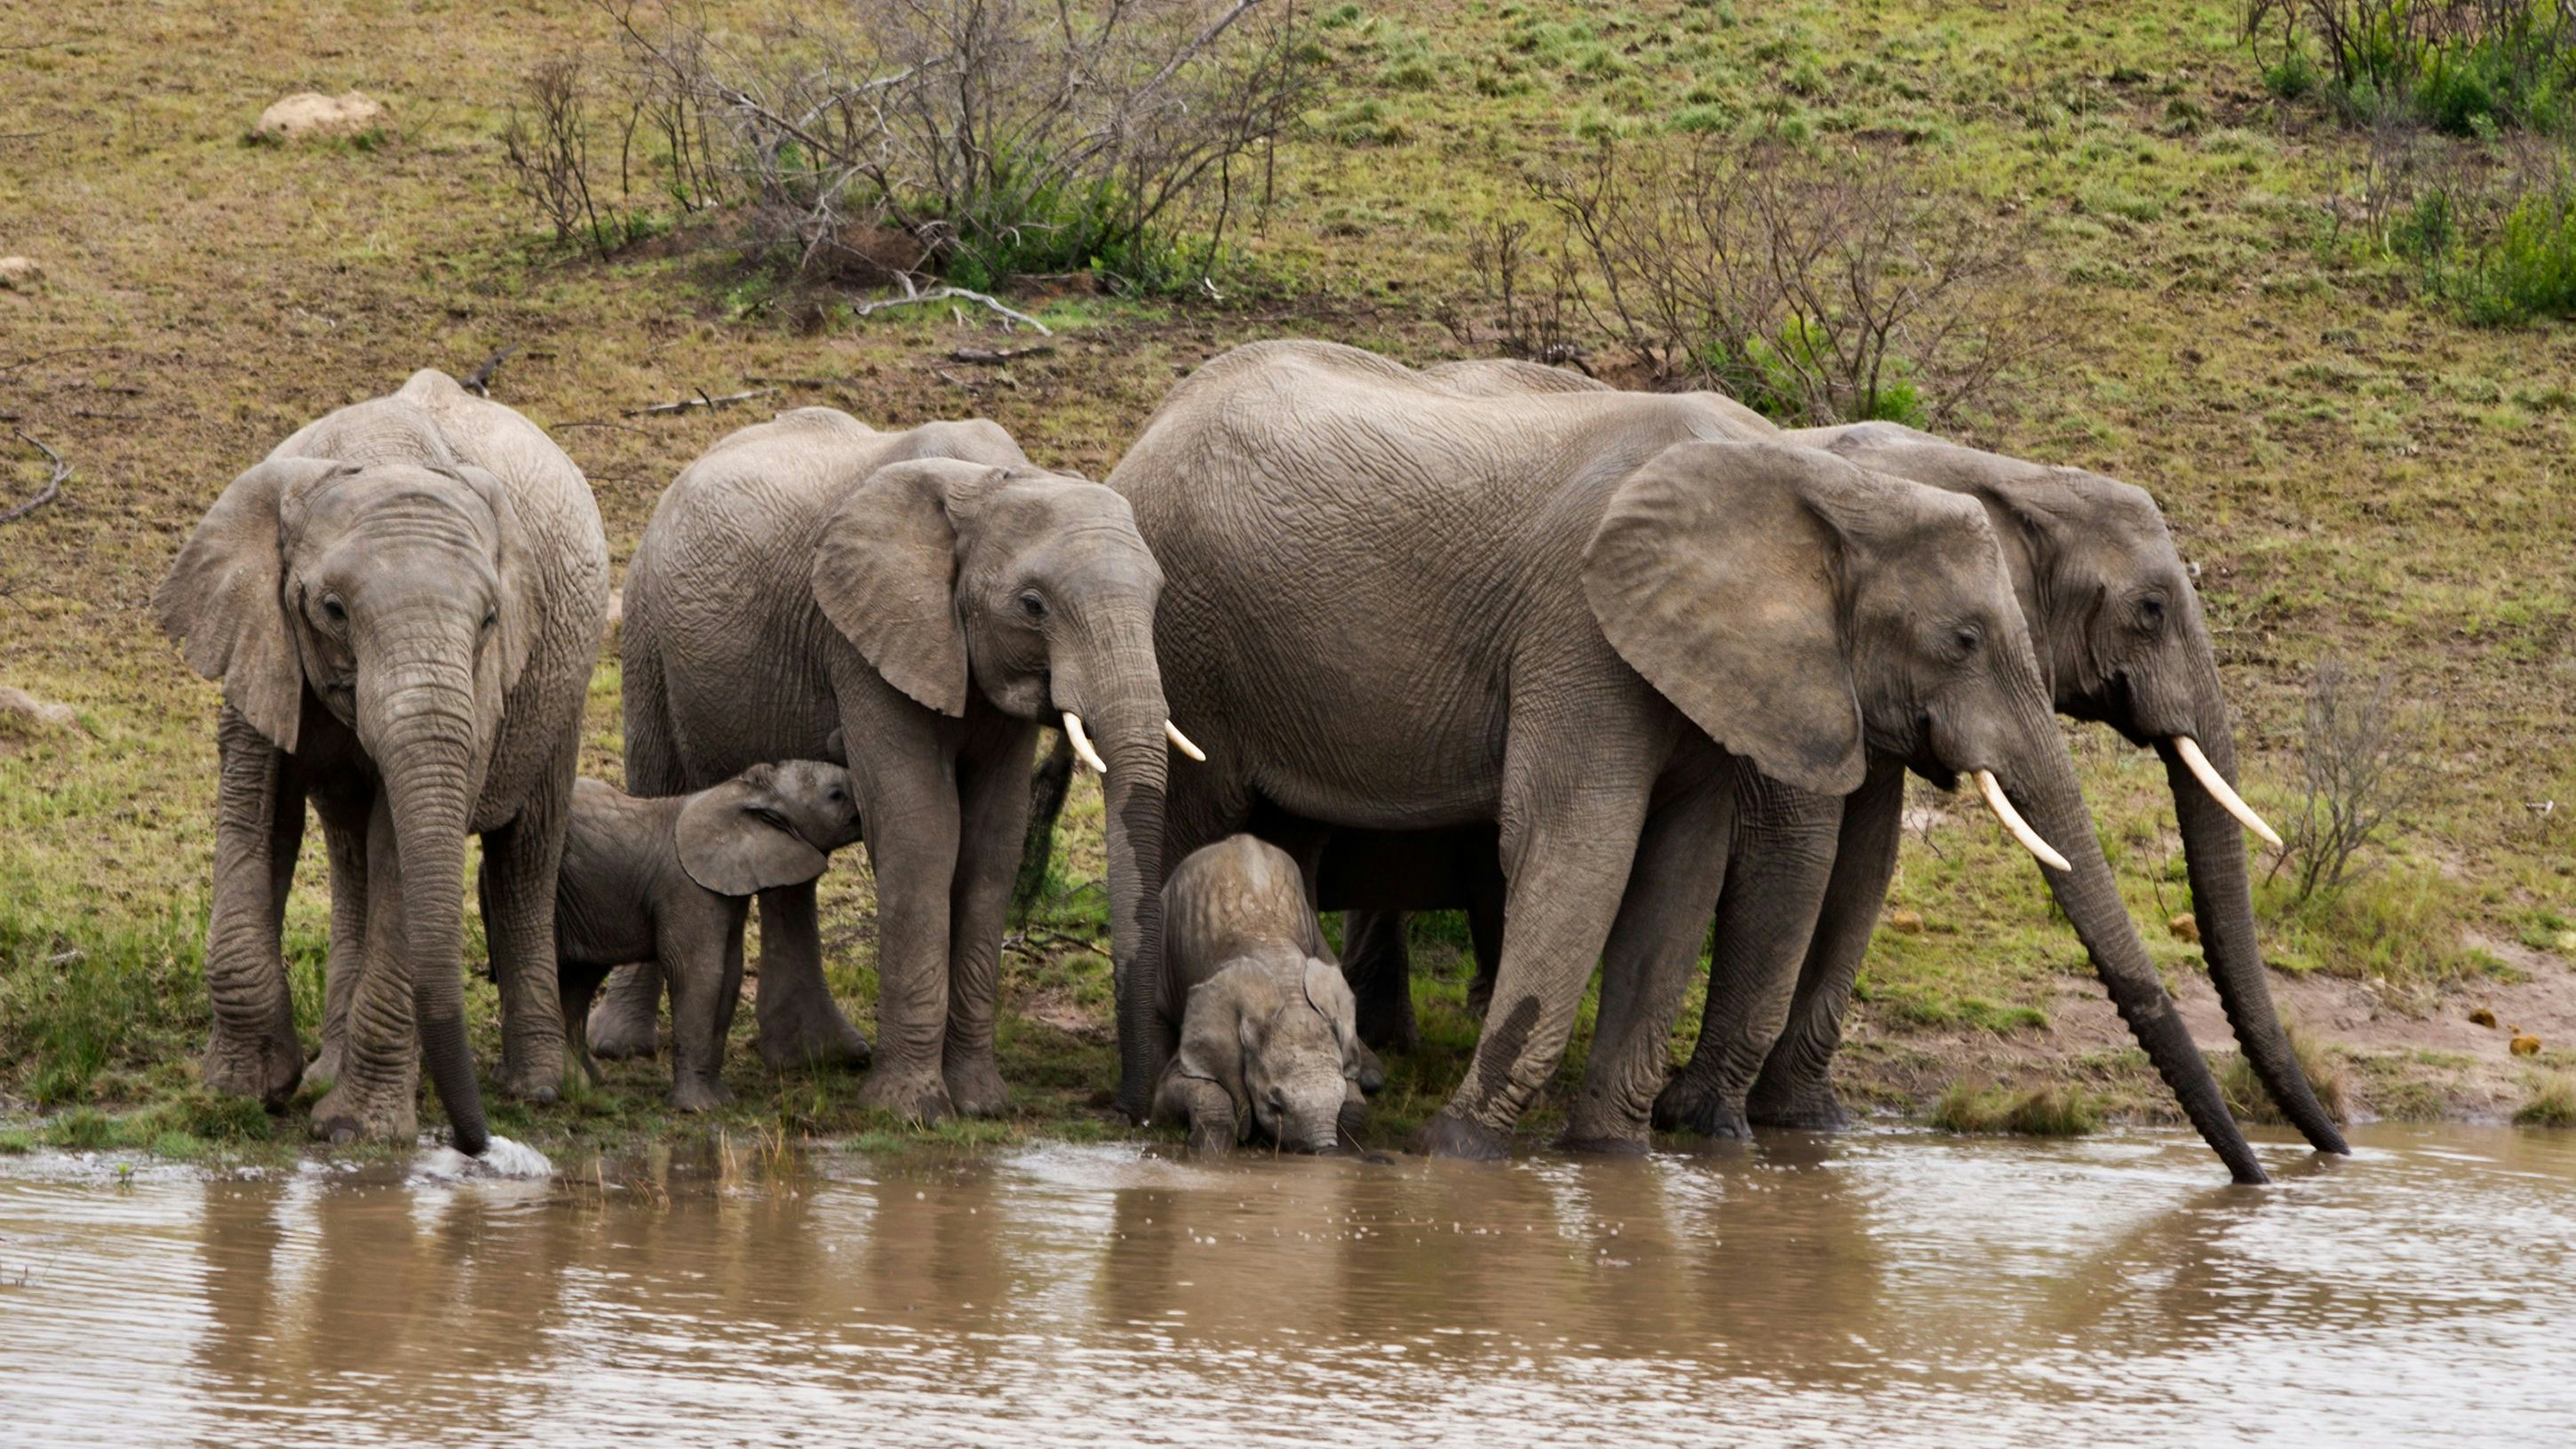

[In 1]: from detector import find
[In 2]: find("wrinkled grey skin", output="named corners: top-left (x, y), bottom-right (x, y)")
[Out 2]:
top-left (155, 370), bottom-right (608, 1151)
top-left (1155, 835), bottom-right (1371, 1152)
top-left (1651, 422), bottom-right (2347, 1155)
top-left (513, 762), bottom-right (863, 1111)
top-left (1109, 341), bottom-right (2260, 1177)
top-left (600, 409), bottom-right (1173, 1123)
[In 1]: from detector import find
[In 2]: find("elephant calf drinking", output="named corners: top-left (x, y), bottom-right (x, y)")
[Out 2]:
top-left (1156, 835), bottom-right (1370, 1153)
top-left (527, 762), bottom-right (863, 1111)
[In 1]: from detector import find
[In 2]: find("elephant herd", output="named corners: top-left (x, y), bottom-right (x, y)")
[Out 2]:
top-left (155, 340), bottom-right (2349, 1183)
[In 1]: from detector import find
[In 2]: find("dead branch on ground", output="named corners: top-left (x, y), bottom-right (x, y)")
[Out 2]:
top-left (1, 429), bottom-right (68, 524)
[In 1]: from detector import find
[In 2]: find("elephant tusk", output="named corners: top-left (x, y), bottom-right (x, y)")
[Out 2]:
top-left (2174, 736), bottom-right (2285, 849)
top-left (1164, 720), bottom-right (1207, 762)
top-left (1975, 769), bottom-right (2072, 873)
top-left (1062, 712), bottom-right (1109, 774)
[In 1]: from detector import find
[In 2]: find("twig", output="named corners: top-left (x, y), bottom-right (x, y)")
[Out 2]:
top-left (1005, 929), bottom-right (1108, 958)
top-left (553, 418), bottom-right (655, 435)
top-left (850, 286), bottom-right (1054, 336)
top-left (747, 373), bottom-right (870, 392)
top-left (0, 428), bottom-right (67, 524)
top-left (622, 386), bottom-right (778, 418)
top-left (949, 345), bottom-right (1055, 365)
top-left (461, 344), bottom-right (518, 396)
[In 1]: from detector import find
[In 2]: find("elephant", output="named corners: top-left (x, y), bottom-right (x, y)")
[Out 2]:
top-left (155, 369), bottom-right (608, 1150)
top-left (518, 760), bottom-right (863, 1111)
top-left (1155, 834), bottom-right (1371, 1152)
top-left (597, 407), bottom-right (1189, 1122)
top-left (1103, 340), bottom-right (2267, 1180)
top-left (1650, 421), bottom-right (2347, 1151)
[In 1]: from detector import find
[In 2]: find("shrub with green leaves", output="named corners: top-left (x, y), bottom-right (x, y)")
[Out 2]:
top-left (2246, 0), bottom-right (2576, 135)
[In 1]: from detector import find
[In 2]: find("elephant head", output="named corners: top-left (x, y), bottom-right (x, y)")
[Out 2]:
top-left (157, 456), bottom-right (538, 1155)
top-left (1586, 439), bottom-right (2266, 1182)
top-left (677, 760), bottom-right (865, 897)
top-left (1169, 948), bottom-right (1362, 1153)
top-left (811, 456), bottom-right (1184, 1087)
top-left (1798, 421), bottom-right (2345, 1156)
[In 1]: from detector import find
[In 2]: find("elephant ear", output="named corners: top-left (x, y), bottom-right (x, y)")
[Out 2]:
top-left (449, 465), bottom-right (539, 695)
top-left (811, 458), bottom-right (1014, 717)
top-left (1168, 966), bottom-right (1280, 1142)
top-left (155, 457), bottom-right (354, 752)
top-left (677, 769), bottom-right (831, 896)
top-left (1584, 439), bottom-right (1866, 797)
top-left (1302, 956), bottom-right (1367, 1079)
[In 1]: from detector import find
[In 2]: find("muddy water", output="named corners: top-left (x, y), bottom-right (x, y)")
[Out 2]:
top-left (2, 1127), bottom-right (2571, 1446)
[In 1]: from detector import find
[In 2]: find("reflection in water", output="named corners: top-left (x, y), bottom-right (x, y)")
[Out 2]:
top-left (1, 1126), bottom-right (2571, 1445)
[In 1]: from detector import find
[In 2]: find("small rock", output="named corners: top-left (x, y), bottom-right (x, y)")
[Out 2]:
top-left (0, 685), bottom-right (79, 730)
top-left (0, 257), bottom-right (43, 291)
top-left (2510, 1031), bottom-right (2542, 1057)
top-left (1886, 908), bottom-right (1925, 935)
top-left (2167, 912), bottom-right (2200, 944)
top-left (254, 91), bottom-right (387, 141)
top-left (2469, 1007), bottom-right (2498, 1029)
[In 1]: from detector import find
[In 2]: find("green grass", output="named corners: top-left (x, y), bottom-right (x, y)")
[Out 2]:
top-left (2514, 1074), bottom-right (2576, 1127)
top-left (1929, 1079), bottom-right (2104, 1136)
top-left (2215, 1024), bottom-right (2349, 1125)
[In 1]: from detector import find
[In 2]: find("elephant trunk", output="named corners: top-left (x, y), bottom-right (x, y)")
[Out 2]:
top-left (2163, 723), bottom-right (2349, 1154)
top-left (1996, 705), bottom-right (2268, 1184)
top-left (1059, 608), bottom-right (1173, 1123)
top-left (368, 660), bottom-right (491, 1158)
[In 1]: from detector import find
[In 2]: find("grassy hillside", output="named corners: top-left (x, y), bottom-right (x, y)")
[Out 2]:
top-left (2, 0), bottom-right (2572, 1157)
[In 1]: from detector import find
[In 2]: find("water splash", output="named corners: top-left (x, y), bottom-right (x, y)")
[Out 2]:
top-left (412, 1134), bottom-right (553, 1182)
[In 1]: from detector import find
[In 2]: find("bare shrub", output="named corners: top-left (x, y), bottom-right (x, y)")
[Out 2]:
top-left (1443, 217), bottom-right (1586, 364)
top-left (2278, 658), bottom-right (2429, 901)
top-left (602, 0), bottom-right (1313, 293)
top-left (1526, 138), bottom-right (2047, 427)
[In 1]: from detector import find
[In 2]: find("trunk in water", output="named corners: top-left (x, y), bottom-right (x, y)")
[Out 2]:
top-left (2008, 739), bottom-right (2268, 1184)
top-left (2164, 732), bottom-right (2349, 1154)
top-left (379, 706), bottom-right (491, 1158)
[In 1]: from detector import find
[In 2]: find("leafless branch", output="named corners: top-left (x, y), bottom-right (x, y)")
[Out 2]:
top-left (850, 286), bottom-right (1055, 333)
top-left (1, 429), bottom-right (68, 524)
top-left (622, 386), bottom-right (779, 417)
top-left (461, 344), bottom-right (518, 396)
top-left (950, 343), bottom-right (1055, 363)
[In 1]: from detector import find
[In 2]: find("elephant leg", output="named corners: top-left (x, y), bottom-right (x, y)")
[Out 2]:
top-left (560, 967), bottom-right (605, 1091)
top-left (310, 794), bottom-right (423, 1143)
top-left (1651, 771), bottom-right (1846, 1139)
top-left (847, 766), bottom-right (960, 1119)
top-left (202, 707), bottom-right (307, 1107)
top-left (586, 960), bottom-right (664, 1060)
top-left (481, 778), bottom-right (574, 1103)
top-left (1412, 736), bottom-right (1654, 1159)
top-left (752, 878), bottom-right (872, 1071)
top-left (1465, 867), bottom-right (1506, 1020)
top-left (306, 778), bottom-right (372, 1086)
top-left (1563, 760), bottom-right (1736, 1151)
top-left (944, 728), bottom-right (1039, 1118)
top-left (663, 902), bottom-right (742, 1112)
top-left (1746, 762), bottom-right (1906, 1130)
top-left (1341, 911), bottom-right (1419, 1055)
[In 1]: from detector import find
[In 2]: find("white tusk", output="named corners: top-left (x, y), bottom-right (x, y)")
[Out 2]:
top-left (2174, 736), bottom-right (2283, 849)
top-left (1164, 720), bottom-right (1207, 762)
top-left (1975, 769), bottom-right (2072, 873)
top-left (1061, 712), bottom-right (1108, 775)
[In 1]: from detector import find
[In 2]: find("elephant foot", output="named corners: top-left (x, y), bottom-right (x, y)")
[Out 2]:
top-left (497, 1052), bottom-right (564, 1106)
top-left (306, 1039), bottom-right (343, 1087)
top-left (856, 1063), bottom-right (954, 1124)
top-left (204, 1025), bottom-right (305, 1109)
top-left (308, 1080), bottom-right (418, 1146)
top-left (1409, 1111), bottom-right (1510, 1160)
top-left (943, 1053), bottom-right (1011, 1119)
top-left (1746, 1077), bottom-right (1853, 1132)
top-left (756, 1006), bottom-right (873, 1072)
top-left (1558, 1132), bottom-right (1650, 1156)
top-left (1652, 1073), bottom-right (1753, 1140)
top-left (668, 1077), bottom-right (734, 1113)
top-left (586, 997), bottom-right (661, 1061)
top-left (1352, 1041), bottom-right (1387, 1096)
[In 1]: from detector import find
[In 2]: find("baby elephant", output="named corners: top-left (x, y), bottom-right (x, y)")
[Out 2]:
top-left (1154, 835), bottom-right (1371, 1154)
top-left (512, 760), bottom-right (863, 1111)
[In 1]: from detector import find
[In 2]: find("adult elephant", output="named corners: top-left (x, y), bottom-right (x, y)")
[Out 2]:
top-left (155, 370), bottom-right (608, 1150)
top-left (602, 408), bottom-right (1185, 1121)
top-left (1653, 421), bottom-right (2348, 1153)
top-left (1108, 341), bottom-right (2262, 1178)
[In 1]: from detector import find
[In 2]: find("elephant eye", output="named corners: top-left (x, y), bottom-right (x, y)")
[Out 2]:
top-left (2138, 594), bottom-right (2167, 629)
top-left (481, 608), bottom-right (498, 632)
top-left (1016, 590), bottom-right (1047, 622)
top-left (1953, 625), bottom-right (1982, 657)
top-left (321, 596), bottom-right (347, 625)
